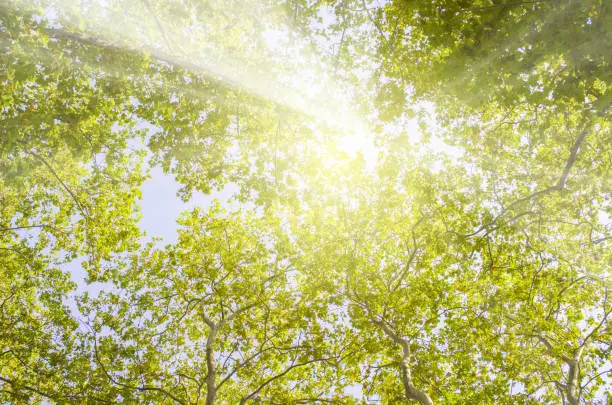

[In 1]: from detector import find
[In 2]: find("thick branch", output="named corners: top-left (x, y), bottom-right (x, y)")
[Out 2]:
top-left (373, 320), bottom-right (434, 405)
top-left (565, 356), bottom-right (580, 405)
top-left (534, 335), bottom-right (572, 363)
top-left (203, 316), bottom-right (219, 405)
top-left (459, 129), bottom-right (588, 238)
top-left (534, 334), bottom-right (583, 405)
top-left (556, 129), bottom-right (588, 190)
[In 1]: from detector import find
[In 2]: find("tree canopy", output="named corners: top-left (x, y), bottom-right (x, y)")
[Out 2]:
top-left (1, 0), bottom-right (610, 404)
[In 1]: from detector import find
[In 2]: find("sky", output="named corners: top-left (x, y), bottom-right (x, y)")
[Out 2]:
top-left (139, 166), bottom-right (227, 243)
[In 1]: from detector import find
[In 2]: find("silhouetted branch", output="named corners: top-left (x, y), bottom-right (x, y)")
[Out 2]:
top-left (459, 129), bottom-right (588, 238)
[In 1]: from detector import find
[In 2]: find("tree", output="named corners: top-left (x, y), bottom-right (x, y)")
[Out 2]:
top-left (79, 205), bottom-right (356, 404)
top-left (1, 0), bottom-right (610, 404)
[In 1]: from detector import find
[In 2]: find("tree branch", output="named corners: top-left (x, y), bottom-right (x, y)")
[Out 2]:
top-left (239, 357), bottom-right (334, 405)
top-left (556, 129), bottom-right (588, 190)
top-left (361, 0), bottom-right (394, 53)
top-left (464, 0), bottom-right (549, 13)
top-left (0, 375), bottom-right (68, 403)
top-left (375, 322), bottom-right (434, 405)
top-left (203, 318), bottom-right (219, 405)
top-left (217, 344), bottom-right (308, 391)
top-left (25, 150), bottom-right (87, 214)
top-left (354, 299), bottom-right (434, 405)
top-left (92, 335), bottom-right (186, 405)
top-left (459, 129), bottom-right (588, 238)
top-left (0, 224), bottom-right (53, 233)
top-left (141, 0), bottom-right (174, 52)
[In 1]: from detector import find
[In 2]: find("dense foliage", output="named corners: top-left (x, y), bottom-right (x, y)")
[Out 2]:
top-left (1, 0), bottom-right (610, 404)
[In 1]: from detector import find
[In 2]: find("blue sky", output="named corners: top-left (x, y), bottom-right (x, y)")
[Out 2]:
top-left (139, 166), bottom-right (216, 243)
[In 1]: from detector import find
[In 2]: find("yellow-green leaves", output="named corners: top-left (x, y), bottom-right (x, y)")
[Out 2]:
top-left (1, 0), bottom-right (610, 403)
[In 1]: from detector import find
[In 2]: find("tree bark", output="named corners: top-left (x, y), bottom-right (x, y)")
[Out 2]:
top-left (565, 357), bottom-right (579, 405)
top-left (398, 337), bottom-right (434, 405)
top-left (205, 334), bottom-right (217, 405)
top-left (203, 315), bottom-right (219, 405)
top-left (376, 319), bottom-right (434, 405)
top-left (535, 335), bottom-right (583, 405)
top-left (565, 346), bottom-right (583, 405)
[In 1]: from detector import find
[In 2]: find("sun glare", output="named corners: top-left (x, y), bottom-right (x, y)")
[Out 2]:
top-left (20, 0), bottom-right (377, 173)
top-left (337, 128), bottom-right (377, 166)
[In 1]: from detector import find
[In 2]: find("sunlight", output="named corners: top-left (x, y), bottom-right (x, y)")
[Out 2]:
top-left (5, 0), bottom-right (610, 402)
top-left (337, 127), bottom-right (378, 167)
top-left (14, 0), bottom-right (363, 136)
top-left (15, 0), bottom-right (375, 174)
top-left (261, 24), bottom-right (375, 167)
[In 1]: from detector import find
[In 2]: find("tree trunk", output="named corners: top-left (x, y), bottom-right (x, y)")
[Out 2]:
top-left (204, 322), bottom-right (219, 405)
top-left (566, 358), bottom-right (579, 405)
top-left (565, 348), bottom-right (583, 405)
top-left (376, 318), bottom-right (435, 405)
top-left (398, 338), bottom-right (434, 405)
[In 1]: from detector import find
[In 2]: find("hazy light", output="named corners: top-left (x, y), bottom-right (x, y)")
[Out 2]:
top-left (12, 0), bottom-right (366, 136)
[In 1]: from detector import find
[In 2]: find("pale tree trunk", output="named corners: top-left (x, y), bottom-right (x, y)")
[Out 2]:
top-left (202, 303), bottom-right (256, 405)
top-left (537, 335), bottom-right (583, 405)
top-left (565, 347), bottom-right (583, 405)
top-left (205, 329), bottom-right (218, 405)
top-left (377, 320), bottom-right (434, 405)
top-left (565, 358), bottom-right (579, 405)
top-left (202, 314), bottom-right (220, 405)
top-left (398, 337), bottom-right (434, 405)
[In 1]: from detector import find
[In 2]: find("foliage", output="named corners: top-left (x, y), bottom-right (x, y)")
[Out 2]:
top-left (0, 0), bottom-right (610, 404)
